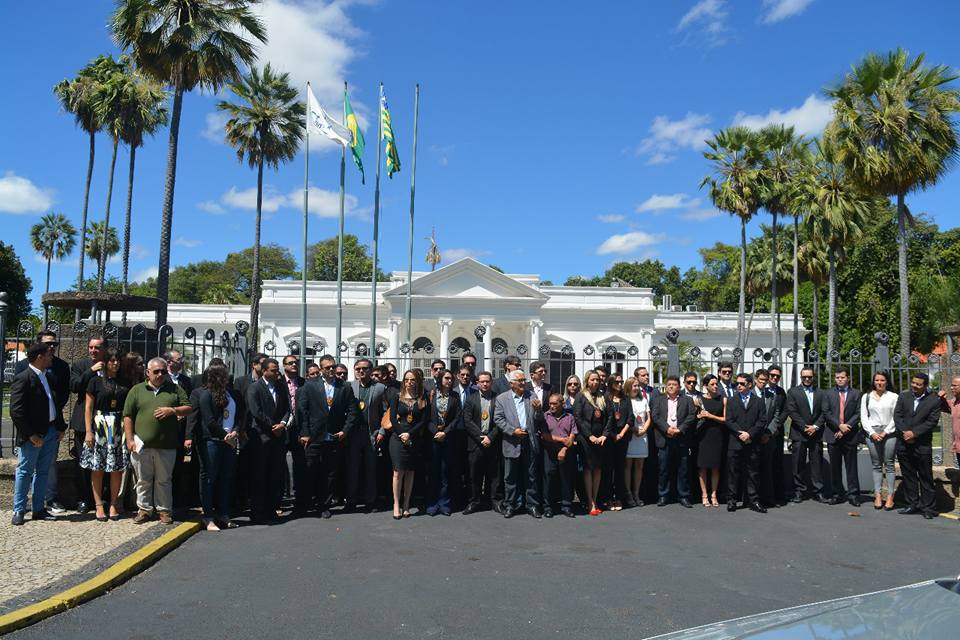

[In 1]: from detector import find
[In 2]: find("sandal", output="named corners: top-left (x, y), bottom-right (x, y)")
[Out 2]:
top-left (702, 497), bottom-right (711, 508)
top-left (710, 496), bottom-right (720, 508)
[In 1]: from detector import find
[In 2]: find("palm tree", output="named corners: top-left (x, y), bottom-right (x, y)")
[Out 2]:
top-left (218, 64), bottom-right (305, 349)
top-left (30, 213), bottom-right (77, 324)
top-left (797, 241), bottom-right (829, 349)
top-left (84, 221), bottom-right (120, 273)
top-left (112, 0), bottom-right (267, 325)
top-left (758, 124), bottom-right (807, 358)
top-left (785, 146), bottom-right (815, 371)
top-left (826, 49), bottom-right (960, 356)
top-left (702, 127), bottom-right (765, 352)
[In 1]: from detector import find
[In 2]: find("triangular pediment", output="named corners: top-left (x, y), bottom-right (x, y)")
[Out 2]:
top-left (383, 258), bottom-right (548, 300)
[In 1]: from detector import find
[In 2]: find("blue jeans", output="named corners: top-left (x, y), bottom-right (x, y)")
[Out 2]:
top-left (200, 440), bottom-right (238, 520)
top-left (657, 441), bottom-right (690, 500)
top-left (428, 439), bottom-right (451, 512)
top-left (14, 426), bottom-right (59, 513)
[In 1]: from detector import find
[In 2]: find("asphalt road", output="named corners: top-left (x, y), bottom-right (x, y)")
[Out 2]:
top-left (10, 502), bottom-right (959, 640)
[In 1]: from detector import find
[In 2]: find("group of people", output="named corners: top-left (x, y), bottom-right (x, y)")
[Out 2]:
top-left (9, 334), bottom-right (954, 528)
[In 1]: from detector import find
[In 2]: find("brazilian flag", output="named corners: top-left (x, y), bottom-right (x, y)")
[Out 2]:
top-left (381, 86), bottom-right (401, 178)
top-left (344, 90), bottom-right (365, 183)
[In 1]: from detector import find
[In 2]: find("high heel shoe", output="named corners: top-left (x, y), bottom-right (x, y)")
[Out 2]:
top-left (710, 496), bottom-right (720, 508)
top-left (874, 495), bottom-right (883, 510)
top-left (95, 504), bottom-right (107, 522)
top-left (702, 497), bottom-right (711, 507)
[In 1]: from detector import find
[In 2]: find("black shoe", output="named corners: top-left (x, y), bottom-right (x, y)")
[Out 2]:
top-left (46, 501), bottom-right (67, 515)
top-left (11, 512), bottom-right (25, 526)
top-left (623, 497), bottom-right (637, 509)
top-left (828, 496), bottom-right (844, 505)
top-left (749, 502), bottom-right (767, 514)
top-left (543, 508), bottom-right (554, 518)
top-left (848, 497), bottom-right (860, 507)
top-left (561, 507), bottom-right (575, 518)
top-left (341, 503), bottom-right (356, 514)
top-left (31, 509), bottom-right (56, 521)
top-left (811, 494), bottom-right (827, 504)
top-left (503, 506), bottom-right (515, 519)
top-left (529, 508), bottom-right (543, 519)
top-left (657, 497), bottom-right (668, 507)
top-left (492, 501), bottom-right (504, 515)
top-left (635, 499), bottom-right (645, 507)
top-left (462, 502), bottom-right (479, 515)
top-left (923, 512), bottom-right (936, 520)
top-left (727, 502), bottom-right (737, 512)
top-left (320, 509), bottom-right (332, 519)
top-left (76, 501), bottom-right (90, 514)
top-left (898, 506), bottom-right (921, 515)
top-left (790, 495), bottom-right (803, 504)
top-left (679, 498), bottom-right (693, 509)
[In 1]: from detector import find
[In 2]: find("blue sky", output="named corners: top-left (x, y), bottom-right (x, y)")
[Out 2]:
top-left (3, 0), bottom-right (960, 310)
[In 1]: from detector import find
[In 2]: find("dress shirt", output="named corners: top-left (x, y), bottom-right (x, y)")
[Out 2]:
top-left (223, 395), bottom-right (237, 433)
top-left (545, 412), bottom-right (577, 438)
top-left (263, 378), bottom-right (277, 404)
top-left (943, 395), bottom-right (960, 453)
top-left (531, 383), bottom-right (545, 404)
top-left (803, 385), bottom-right (815, 412)
top-left (666, 395), bottom-right (678, 428)
top-left (285, 375), bottom-right (299, 412)
top-left (480, 395), bottom-right (492, 433)
top-left (29, 364), bottom-right (57, 422)
top-left (859, 391), bottom-right (897, 436)
top-left (914, 392), bottom-right (926, 411)
top-left (513, 394), bottom-right (527, 432)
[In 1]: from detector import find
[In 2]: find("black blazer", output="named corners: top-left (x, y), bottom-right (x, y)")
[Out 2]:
top-left (69, 357), bottom-right (99, 431)
top-left (605, 394), bottom-right (635, 441)
top-left (10, 367), bottom-right (67, 444)
top-left (491, 375), bottom-right (511, 397)
top-left (427, 390), bottom-right (462, 436)
top-left (822, 387), bottom-right (863, 444)
top-left (786, 385), bottom-right (826, 442)
top-left (768, 385), bottom-right (788, 433)
top-left (170, 373), bottom-right (193, 395)
top-left (463, 391), bottom-right (500, 450)
top-left (190, 387), bottom-right (245, 441)
top-left (297, 378), bottom-right (359, 441)
top-left (650, 394), bottom-right (697, 448)
top-left (894, 391), bottom-right (942, 448)
top-left (245, 379), bottom-right (291, 443)
top-left (572, 394), bottom-right (609, 440)
top-left (726, 392), bottom-right (765, 450)
top-left (389, 395), bottom-right (429, 440)
top-left (16, 355), bottom-right (69, 411)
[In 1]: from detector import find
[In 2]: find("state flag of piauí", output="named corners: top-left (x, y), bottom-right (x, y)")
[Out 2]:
top-left (380, 86), bottom-right (401, 178)
top-left (344, 90), bottom-right (365, 184)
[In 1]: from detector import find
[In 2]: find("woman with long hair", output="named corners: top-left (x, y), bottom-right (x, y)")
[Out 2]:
top-left (696, 374), bottom-right (726, 508)
top-left (563, 375), bottom-right (582, 414)
top-left (426, 368), bottom-right (462, 516)
top-left (860, 371), bottom-right (898, 510)
top-left (574, 370), bottom-right (607, 515)
top-left (193, 363), bottom-right (243, 530)
top-left (604, 374), bottom-right (633, 510)
top-left (119, 351), bottom-right (145, 387)
top-left (81, 348), bottom-right (129, 522)
top-left (623, 378), bottom-right (650, 507)
top-left (388, 370), bottom-right (429, 518)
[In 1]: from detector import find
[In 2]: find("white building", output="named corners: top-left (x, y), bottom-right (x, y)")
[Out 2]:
top-left (131, 258), bottom-right (807, 388)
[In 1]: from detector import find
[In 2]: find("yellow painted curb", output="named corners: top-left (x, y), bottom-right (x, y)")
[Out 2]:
top-left (0, 520), bottom-right (201, 635)
top-left (939, 512), bottom-right (959, 521)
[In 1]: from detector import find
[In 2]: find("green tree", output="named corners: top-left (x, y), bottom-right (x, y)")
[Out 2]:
top-left (218, 64), bottom-right (304, 348)
top-left (702, 126), bottom-right (765, 351)
top-left (84, 221), bottom-right (120, 265)
top-left (30, 213), bottom-right (77, 324)
top-left (0, 242), bottom-right (34, 330)
top-left (308, 235), bottom-right (389, 282)
top-left (223, 244), bottom-right (299, 299)
top-left (112, 0), bottom-right (267, 324)
top-left (797, 241), bottom-right (829, 349)
top-left (826, 48), bottom-right (960, 355)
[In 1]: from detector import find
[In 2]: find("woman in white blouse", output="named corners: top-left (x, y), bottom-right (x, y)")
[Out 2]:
top-left (623, 378), bottom-right (650, 507)
top-left (860, 371), bottom-right (898, 510)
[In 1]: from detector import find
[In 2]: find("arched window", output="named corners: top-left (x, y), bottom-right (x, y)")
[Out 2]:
top-left (411, 337), bottom-right (434, 373)
top-left (491, 338), bottom-right (509, 374)
top-left (448, 337), bottom-right (471, 370)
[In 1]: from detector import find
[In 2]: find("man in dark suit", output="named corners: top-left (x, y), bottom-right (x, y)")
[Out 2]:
top-left (491, 355), bottom-right (522, 396)
top-left (450, 365), bottom-right (475, 509)
top-left (681, 371), bottom-right (702, 400)
top-left (232, 352), bottom-right (265, 513)
top-left (462, 371), bottom-right (500, 514)
top-left (633, 366), bottom-right (658, 402)
top-left (280, 355), bottom-right (309, 513)
top-left (493, 369), bottom-right (542, 518)
top-left (894, 373), bottom-right (942, 519)
top-left (297, 354), bottom-right (359, 518)
top-left (764, 365), bottom-right (789, 504)
top-left (244, 357), bottom-right (291, 523)
top-left (726, 373), bottom-right (767, 513)
top-left (68, 336), bottom-right (106, 513)
top-left (786, 367), bottom-right (827, 502)
top-left (10, 343), bottom-right (67, 525)
top-left (422, 359), bottom-right (446, 394)
top-left (650, 376), bottom-right (697, 507)
top-left (346, 357), bottom-right (387, 511)
top-left (822, 366), bottom-right (863, 506)
top-left (717, 361), bottom-right (737, 399)
top-left (754, 369), bottom-right (783, 508)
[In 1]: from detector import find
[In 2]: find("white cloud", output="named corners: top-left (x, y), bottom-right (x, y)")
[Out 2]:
top-left (680, 208), bottom-right (724, 221)
top-left (133, 266), bottom-right (158, 283)
top-left (221, 185), bottom-right (288, 213)
top-left (675, 0), bottom-right (729, 45)
top-left (761, 0), bottom-right (814, 24)
top-left (441, 248), bottom-right (491, 262)
top-left (204, 184), bottom-right (365, 220)
top-left (175, 237), bottom-right (202, 248)
top-left (299, 186), bottom-right (363, 219)
top-left (201, 111), bottom-right (229, 144)
top-left (596, 231), bottom-right (665, 256)
top-left (636, 193), bottom-right (700, 213)
top-left (597, 214), bottom-right (626, 224)
top-left (130, 244), bottom-right (150, 260)
top-left (197, 200), bottom-right (225, 215)
top-left (0, 171), bottom-right (54, 214)
top-left (637, 113), bottom-right (712, 164)
top-left (732, 94), bottom-right (834, 136)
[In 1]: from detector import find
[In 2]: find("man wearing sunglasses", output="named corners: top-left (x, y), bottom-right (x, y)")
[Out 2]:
top-left (281, 356), bottom-right (308, 515)
top-left (786, 367), bottom-right (826, 503)
top-left (726, 373), bottom-right (766, 513)
top-left (346, 358), bottom-right (387, 512)
top-left (423, 359), bottom-right (446, 394)
top-left (764, 365), bottom-right (789, 505)
top-left (717, 362), bottom-right (736, 399)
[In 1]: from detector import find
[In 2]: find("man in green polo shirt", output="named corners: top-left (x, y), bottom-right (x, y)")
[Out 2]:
top-left (124, 357), bottom-right (191, 524)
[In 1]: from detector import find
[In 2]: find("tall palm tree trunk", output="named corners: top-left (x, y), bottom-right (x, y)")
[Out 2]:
top-left (812, 286), bottom-right (819, 350)
top-left (770, 211), bottom-right (781, 357)
top-left (896, 192), bottom-right (910, 357)
top-left (249, 155), bottom-right (264, 351)
top-left (155, 85), bottom-right (184, 326)
top-left (738, 216), bottom-right (747, 355)
top-left (826, 249), bottom-right (837, 364)
top-left (792, 217), bottom-right (799, 376)
top-left (43, 252), bottom-right (53, 326)
top-left (75, 131), bottom-right (95, 321)
top-left (97, 137), bottom-right (119, 292)
top-left (121, 145), bottom-right (137, 326)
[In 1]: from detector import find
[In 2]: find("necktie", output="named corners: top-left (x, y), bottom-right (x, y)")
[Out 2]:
top-left (839, 389), bottom-right (845, 423)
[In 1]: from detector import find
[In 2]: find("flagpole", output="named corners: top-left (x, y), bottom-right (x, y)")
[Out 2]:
top-left (336, 81), bottom-right (347, 359)
top-left (404, 83), bottom-right (420, 346)
top-left (370, 82), bottom-right (384, 364)
top-left (300, 82), bottom-right (310, 378)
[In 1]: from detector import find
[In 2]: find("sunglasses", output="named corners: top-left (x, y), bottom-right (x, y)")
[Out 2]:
top-left (321, 365), bottom-right (334, 370)
top-left (801, 375), bottom-right (813, 379)
top-left (567, 382), bottom-right (579, 387)
top-left (719, 370), bottom-right (732, 375)
top-left (432, 366), bottom-right (444, 371)
top-left (354, 366), bottom-right (370, 371)
top-left (684, 380), bottom-right (696, 384)
top-left (736, 381), bottom-right (748, 386)
top-left (151, 368), bottom-right (168, 375)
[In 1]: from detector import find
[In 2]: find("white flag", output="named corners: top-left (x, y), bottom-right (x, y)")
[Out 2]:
top-left (306, 85), bottom-right (352, 146)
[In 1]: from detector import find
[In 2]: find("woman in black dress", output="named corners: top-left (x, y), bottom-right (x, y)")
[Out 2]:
top-left (388, 370), bottom-right (429, 518)
top-left (574, 371), bottom-right (608, 516)
top-left (426, 369), bottom-right (461, 516)
top-left (81, 348), bottom-right (129, 522)
top-left (696, 374), bottom-right (726, 508)
top-left (604, 375), bottom-right (633, 510)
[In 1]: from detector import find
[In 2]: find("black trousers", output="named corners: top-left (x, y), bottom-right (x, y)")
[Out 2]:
top-left (791, 437), bottom-right (824, 496)
top-left (346, 432), bottom-right (378, 507)
top-left (758, 431), bottom-right (786, 503)
top-left (303, 440), bottom-right (342, 511)
top-left (728, 443), bottom-right (760, 505)
top-left (71, 433), bottom-right (92, 506)
top-left (467, 442), bottom-right (500, 506)
top-left (897, 442), bottom-right (935, 515)
top-left (251, 434), bottom-right (286, 520)
top-left (542, 448), bottom-right (575, 509)
top-left (828, 440), bottom-right (860, 499)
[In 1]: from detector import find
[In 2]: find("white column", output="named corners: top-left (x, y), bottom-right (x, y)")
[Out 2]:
top-left (529, 319), bottom-right (543, 362)
top-left (388, 318), bottom-right (402, 362)
top-left (482, 319), bottom-right (495, 373)
top-left (438, 319), bottom-right (452, 360)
